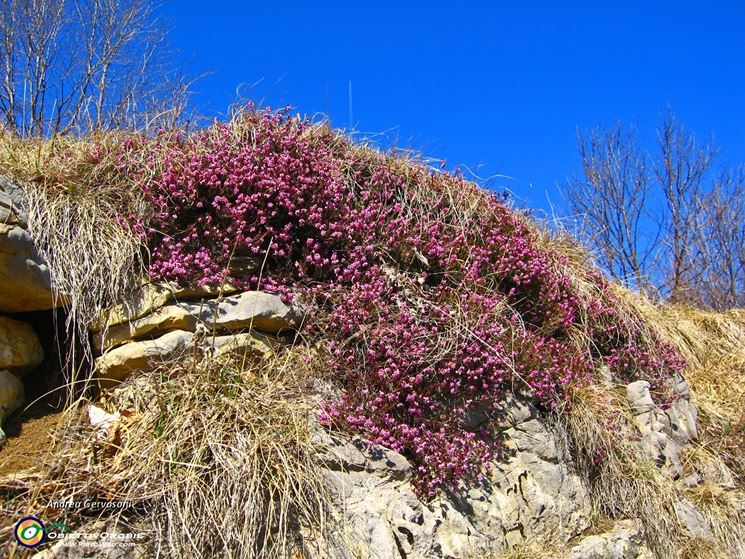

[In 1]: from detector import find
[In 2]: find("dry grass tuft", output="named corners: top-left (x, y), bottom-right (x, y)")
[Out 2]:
top-left (654, 307), bottom-right (745, 484)
top-left (677, 537), bottom-right (732, 559)
top-left (490, 542), bottom-right (570, 559)
top-left (563, 383), bottom-right (684, 558)
top-left (2, 348), bottom-right (333, 559)
top-left (564, 334), bottom-right (745, 559)
top-left (0, 132), bottom-right (150, 395)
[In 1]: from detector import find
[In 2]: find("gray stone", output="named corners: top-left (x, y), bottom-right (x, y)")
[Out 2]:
top-left (320, 397), bottom-right (591, 558)
top-left (664, 374), bottom-right (699, 443)
top-left (209, 331), bottom-right (278, 359)
top-left (95, 291), bottom-right (304, 353)
top-left (91, 281), bottom-right (242, 332)
top-left (315, 432), bottom-right (411, 481)
top-left (0, 369), bottom-right (24, 447)
top-left (570, 519), bottom-right (653, 559)
top-left (626, 380), bottom-right (699, 477)
top-left (0, 225), bottom-right (57, 312)
top-left (0, 175), bottom-right (28, 224)
top-left (95, 330), bottom-right (194, 386)
top-left (0, 315), bottom-right (44, 375)
top-left (94, 327), bottom-right (282, 386)
top-left (0, 177), bottom-right (58, 312)
top-left (674, 499), bottom-right (712, 538)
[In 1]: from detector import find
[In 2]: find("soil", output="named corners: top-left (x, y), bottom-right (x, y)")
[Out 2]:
top-left (0, 362), bottom-right (67, 477)
top-left (0, 405), bottom-right (64, 477)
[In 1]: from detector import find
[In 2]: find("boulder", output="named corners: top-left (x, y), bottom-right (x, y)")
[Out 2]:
top-left (0, 315), bottom-right (44, 375)
top-left (95, 291), bottom-right (304, 353)
top-left (570, 519), bottom-right (654, 559)
top-left (0, 176), bottom-right (58, 312)
top-left (0, 369), bottom-right (24, 446)
top-left (95, 330), bottom-right (194, 386)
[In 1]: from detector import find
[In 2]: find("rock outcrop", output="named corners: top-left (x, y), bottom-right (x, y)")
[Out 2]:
top-left (317, 397), bottom-right (592, 558)
top-left (93, 289), bottom-right (302, 384)
top-left (569, 519), bottom-right (653, 559)
top-left (0, 176), bottom-right (58, 313)
top-left (94, 290), bottom-right (304, 353)
top-left (626, 376), bottom-right (698, 478)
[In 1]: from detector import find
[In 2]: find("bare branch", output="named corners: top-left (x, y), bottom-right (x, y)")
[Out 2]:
top-left (0, 0), bottom-right (192, 137)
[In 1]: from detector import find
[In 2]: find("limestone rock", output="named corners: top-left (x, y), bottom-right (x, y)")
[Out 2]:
top-left (0, 369), bottom-right (24, 446)
top-left (92, 281), bottom-right (242, 332)
top-left (319, 397), bottom-right (591, 558)
top-left (0, 226), bottom-right (57, 312)
top-left (664, 374), bottom-right (699, 443)
top-left (0, 175), bottom-right (27, 225)
top-left (570, 519), bottom-right (653, 559)
top-left (94, 328), bottom-right (280, 385)
top-left (0, 315), bottom-right (44, 375)
top-left (210, 331), bottom-right (278, 359)
top-left (96, 291), bottom-right (304, 352)
top-left (626, 379), bottom-right (699, 477)
top-left (0, 177), bottom-right (58, 312)
top-left (95, 330), bottom-right (194, 386)
top-left (674, 499), bottom-right (712, 538)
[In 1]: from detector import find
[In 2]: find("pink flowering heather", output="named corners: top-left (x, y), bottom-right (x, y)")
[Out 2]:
top-left (116, 108), bottom-right (685, 495)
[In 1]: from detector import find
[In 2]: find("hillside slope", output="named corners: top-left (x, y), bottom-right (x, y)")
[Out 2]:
top-left (0, 109), bottom-right (742, 558)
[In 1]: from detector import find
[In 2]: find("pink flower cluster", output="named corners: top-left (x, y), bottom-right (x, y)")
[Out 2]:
top-left (118, 108), bottom-right (685, 495)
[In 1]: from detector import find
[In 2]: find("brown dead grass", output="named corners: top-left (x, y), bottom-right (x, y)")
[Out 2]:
top-left (654, 307), bottom-right (745, 485)
top-left (0, 349), bottom-right (334, 559)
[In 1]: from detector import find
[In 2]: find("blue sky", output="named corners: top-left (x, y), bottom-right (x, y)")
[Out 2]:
top-left (159, 1), bottom-right (745, 214)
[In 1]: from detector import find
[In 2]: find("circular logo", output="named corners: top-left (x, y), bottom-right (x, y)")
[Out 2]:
top-left (14, 516), bottom-right (46, 548)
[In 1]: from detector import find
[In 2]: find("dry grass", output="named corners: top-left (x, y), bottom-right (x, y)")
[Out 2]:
top-left (0, 132), bottom-right (150, 399)
top-left (647, 306), bottom-right (745, 485)
top-left (1, 347), bottom-right (333, 559)
top-left (562, 303), bottom-right (745, 559)
top-left (490, 542), bottom-right (570, 559)
top-left (562, 382), bottom-right (685, 558)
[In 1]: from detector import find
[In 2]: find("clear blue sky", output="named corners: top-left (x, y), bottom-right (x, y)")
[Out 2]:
top-left (159, 1), bottom-right (745, 213)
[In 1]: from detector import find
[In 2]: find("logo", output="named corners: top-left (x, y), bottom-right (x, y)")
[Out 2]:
top-left (48, 520), bottom-right (71, 532)
top-left (14, 516), bottom-right (46, 548)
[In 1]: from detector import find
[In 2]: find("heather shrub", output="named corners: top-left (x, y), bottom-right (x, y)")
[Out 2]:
top-left (119, 108), bottom-right (684, 495)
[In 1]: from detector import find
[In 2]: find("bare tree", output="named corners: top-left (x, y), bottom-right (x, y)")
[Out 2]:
top-left (564, 111), bottom-right (745, 310)
top-left (0, 0), bottom-right (191, 137)
top-left (692, 168), bottom-right (745, 309)
top-left (655, 112), bottom-right (716, 302)
top-left (563, 122), bottom-right (658, 294)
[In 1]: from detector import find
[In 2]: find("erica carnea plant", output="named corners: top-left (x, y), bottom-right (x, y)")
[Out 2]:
top-left (117, 107), bottom-right (684, 495)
